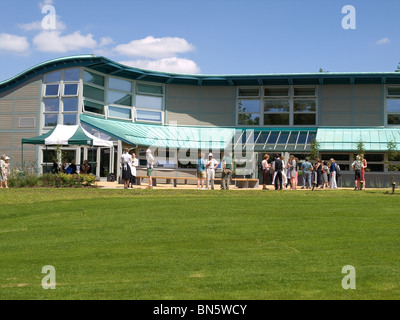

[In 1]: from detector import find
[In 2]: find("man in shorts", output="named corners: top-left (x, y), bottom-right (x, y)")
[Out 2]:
top-left (352, 155), bottom-right (365, 190)
top-left (197, 152), bottom-right (206, 190)
top-left (146, 149), bottom-right (155, 189)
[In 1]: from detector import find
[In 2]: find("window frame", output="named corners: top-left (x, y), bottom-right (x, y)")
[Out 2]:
top-left (386, 86), bottom-right (400, 125)
top-left (107, 105), bottom-right (133, 121)
top-left (42, 68), bottom-right (82, 128)
top-left (237, 86), bottom-right (318, 127)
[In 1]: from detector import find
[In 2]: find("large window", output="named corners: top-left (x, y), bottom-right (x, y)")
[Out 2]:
top-left (237, 86), bottom-right (317, 126)
top-left (43, 68), bottom-right (80, 127)
top-left (134, 83), bottom-right (163, 123)
top-left (108, 77), bottom-right (132, 107)
top-left (83, 70), bottom-right (105, 115)
top-left (81, 70), bottom-right (165, 123)
top-left (387, 87), bottom-right (400, 125)
top-left (238, 88), bottom-right (261, 126)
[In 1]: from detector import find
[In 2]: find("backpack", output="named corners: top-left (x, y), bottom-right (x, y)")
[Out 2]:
top-left (336, 164), bottom-right (341, 177)
top-left (258, 161), bottom-right (264, 172)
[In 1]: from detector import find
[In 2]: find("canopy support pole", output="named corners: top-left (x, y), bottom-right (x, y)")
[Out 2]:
top-left (21, 143), bottom-right (24, 171)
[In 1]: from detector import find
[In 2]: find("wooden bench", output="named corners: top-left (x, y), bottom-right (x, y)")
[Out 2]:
top-left (232, 178), bottom-right (259, 189)
top-left (133, 175), bottom-right (259, 188)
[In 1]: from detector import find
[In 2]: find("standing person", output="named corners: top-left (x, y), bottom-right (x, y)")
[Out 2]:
top-left (352, 155), bottom-right (365, 190)
top-left (313, 158), bottom-right (323, 189)
top-left (3, 156), bottom-right (10, 188)
top-left (196, 152), bottom-right (206, 190)
top-left (82, 160), bottom-right (91, 174)
top-left (322, 161), bottom-right (330, 189)
top-left (121, 147), bottom-right (132, 189)
top-left (261, 154), bottom-right (270, 190)
top-left (289, 155), bottom-right (297, 190)
top-left (361, 154), bottom-right (367, 189)
top-left (0, 155), bottom-right (4, 189)
top-left (129, 153), bottom-right (139, 188)
top-left (221, 152), bottom-right (233, 190)
top-left (146, 149), bottom-right (155, 189)
top-left (329, 158), bottom-right (338, 189)
top-left (281, 155), bottom-right (288, 189)
top-left (205, 153), bottom-right (219, 190)
top-left (301, 157), bottom-right (313, 189)
top-left (272, 154), bottom-right (283, 190)
top-left (294, 157), bottom-right (299, 188)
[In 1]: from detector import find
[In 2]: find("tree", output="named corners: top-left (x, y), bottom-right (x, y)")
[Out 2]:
top-left (386, 139), bottom-right (399, 193)
top-left (309, 139), bottom-right (321, 160)
top-left (356, 139), bottom-right (366, 158)
top-left (395, 63), bottom-right (400, 72)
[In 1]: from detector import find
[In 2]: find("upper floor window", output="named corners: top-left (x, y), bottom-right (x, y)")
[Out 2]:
top-left (43, 68), bottom-right (81, 127)
top-left (387, 87), bottom-right (400, 125)
top-left (237, 86), bottom-right (317, 126)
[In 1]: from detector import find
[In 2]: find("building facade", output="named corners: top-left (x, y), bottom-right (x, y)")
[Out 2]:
top-left (1, 55), bottom-right (400, 187)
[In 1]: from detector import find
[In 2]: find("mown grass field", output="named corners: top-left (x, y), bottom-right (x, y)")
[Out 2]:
top-left (0, 188), bottom-right (399, 300)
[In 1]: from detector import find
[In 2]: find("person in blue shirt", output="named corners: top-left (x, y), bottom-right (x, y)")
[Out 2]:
top-left (301, 157), bottom-right (313, 189)
top-left (329, 158), bottom-right (338, 189)
top-left (197, 152), bottom-right (206, 190)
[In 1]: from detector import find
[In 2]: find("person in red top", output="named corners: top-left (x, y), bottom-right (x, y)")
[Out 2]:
top-left (360, 154), bottom-right (367, 189)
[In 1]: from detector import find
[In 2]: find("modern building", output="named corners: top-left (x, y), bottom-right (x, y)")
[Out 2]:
top-left (1, 55), bottom-right (400, 187)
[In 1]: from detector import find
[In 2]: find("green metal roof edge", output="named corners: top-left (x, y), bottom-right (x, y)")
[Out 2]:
top-left (0, 54), bottom-right (99, 94)
top-left (2, 55), bottom-right (400, 93)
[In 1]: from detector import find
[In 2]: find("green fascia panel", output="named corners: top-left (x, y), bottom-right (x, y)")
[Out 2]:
top-left (317, 128), bottom-right (400, 151)
top-left (21, 126), bottom-right (57, 145)
top-left (68, 126), bottom-right (93, 145)
top-left (80, 114), bottom-right (234, 150)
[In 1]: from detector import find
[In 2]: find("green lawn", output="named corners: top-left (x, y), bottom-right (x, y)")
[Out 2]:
top-left (0, 188), bottom-right (399, 300)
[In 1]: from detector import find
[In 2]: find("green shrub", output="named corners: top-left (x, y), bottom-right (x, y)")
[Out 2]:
top-left (7, 170), bottom-right (96, 188)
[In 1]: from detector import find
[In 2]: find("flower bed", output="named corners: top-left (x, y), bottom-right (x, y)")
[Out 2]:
top-left (8, 171), bottom-right (96, 188)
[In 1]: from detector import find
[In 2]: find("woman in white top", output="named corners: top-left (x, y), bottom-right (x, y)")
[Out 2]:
top-left (129, 153), bottom-right (139, 188)
top-left (121, 148), bottom-right (132, 189)
top-left (0, 155), bottom-right (5, 188)
top-left (281, 155), bottom-right (287, 189)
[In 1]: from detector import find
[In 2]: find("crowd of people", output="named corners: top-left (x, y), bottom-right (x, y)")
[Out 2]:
top-left (261, 154), bottom-right (340, 190)
top-left (0, 154), bottom-right (10, 188)
top-left (260, 153), bottom-right (368, 191)
top-left (52, 159), bottom-right (92, 175)
top-left (196, 152), bottom-right (233, 190)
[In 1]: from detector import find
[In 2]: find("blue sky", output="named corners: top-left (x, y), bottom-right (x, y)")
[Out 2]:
top-left (1, 0), bottom-right (400, 82)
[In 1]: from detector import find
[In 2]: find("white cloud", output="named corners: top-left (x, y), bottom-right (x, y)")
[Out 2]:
top-left (18, 17), bottom-right (66, 32)
top-left (376, 37), bottom-right (391, 45)
top-left (119, 57), bottom-right (201, 74)
top-left (114, 36), bottom-right (195, 59)
top-left (39, 0), bottom-right (53, 9)
top-left (0, 33), bottom-right (30, 53)
top-left (99, 36), bottom-right (114, 47)
top-left (33, 30), bottom-right (97, 53)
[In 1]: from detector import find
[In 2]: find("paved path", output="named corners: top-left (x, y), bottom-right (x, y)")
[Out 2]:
top-left (95, 181), bottom-right (366, 191)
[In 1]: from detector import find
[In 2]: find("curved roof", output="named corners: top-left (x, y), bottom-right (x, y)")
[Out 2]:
top-left (1, 54), bottom-right (400, 93)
